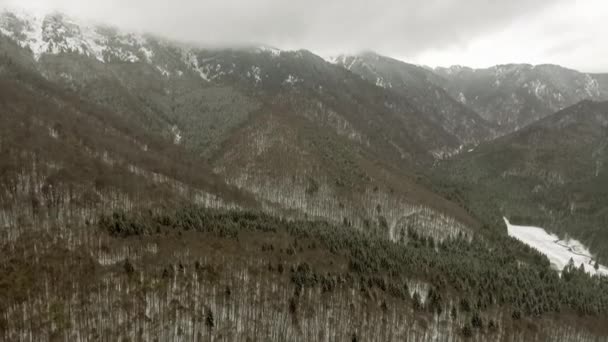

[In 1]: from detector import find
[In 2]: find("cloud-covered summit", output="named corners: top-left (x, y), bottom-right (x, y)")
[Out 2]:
top-left (1, 0), bottom-right (606, 72)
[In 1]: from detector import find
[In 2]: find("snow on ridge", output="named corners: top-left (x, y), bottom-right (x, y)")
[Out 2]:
top-left (323, 55), bottom-right (357, 69)
top-left (0, 10), bottom-right (105, 61)
top-left (504, 217), bottom-right (608, 276)
top-left (323, 56), bottom-right (337, 64)
top-left (442, 65), bottom-right (466, 75)
top-left (322, 54), bottom-right (343, 65)
top-left (256, 46), bottom-right (281, 57)
top-left (0, 8), bottom-right (156, 64)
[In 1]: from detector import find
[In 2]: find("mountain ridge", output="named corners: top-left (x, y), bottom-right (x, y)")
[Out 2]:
top-left (0, 8), bottom-right (482, 241)
top-left (434, 63), bottom-right (608, 133)
top-left (330, 51), bottom-right (497, 147)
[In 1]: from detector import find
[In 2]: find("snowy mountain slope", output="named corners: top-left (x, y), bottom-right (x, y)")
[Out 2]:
top-left (0, 9), bottom-right (155, 63)
top-left (505, 218), bottom-right (608, 276)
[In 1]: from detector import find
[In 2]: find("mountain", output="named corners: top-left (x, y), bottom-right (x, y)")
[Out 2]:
top-left (0, 9), bottom-right (479, 240)
top-left (434, 64), bottom-right (608, 133)
top-left (433, 100), bottom-right (608, 260)
top-left (331, 52), bottom-right (496, 147)
top-left (2, 8), bottom-right (608, 342)
top-left (0, 40), bottom-right (260, 230)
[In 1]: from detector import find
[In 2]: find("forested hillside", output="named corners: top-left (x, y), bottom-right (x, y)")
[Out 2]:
top-left (0, 45), bottom-right (262, 230)
top-left (433, 100), bottom-right (608, 261)
top-left (331, 52), bottom-right (496, 147)
top-left (2, 207), bottom-right (608, 341)
top-left (0, 9), bottom-right (487, 241)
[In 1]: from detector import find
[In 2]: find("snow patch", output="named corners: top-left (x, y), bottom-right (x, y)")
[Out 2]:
top-left (48, 127), bottom-right (59, 139)
top-left (183, 50), bottom-right (210, 81)
top-left (583, 74), bottom-right (600, 97)
top-left (156, 65), bottom-right (171, 77)
top-left (524, 80), bottom-right (547, 99)
top-left (504, 217), bottom-right (608, 276)
top-left (283, 74), bottom-right (302, 85)
top-left (0, 9), bottom-right (156, 64)
top-left (375, 77), bottom-right (392, 89)
top-left (132, 35), bottom-right (153, 62)
top-left (113, 48), bottom-right (139, 63)
top-left (322, 55), bottom-right (340, 64)
top-left (346, 57), bottom-right (358, 70)
top-left (4, 11), bottom-right (108, 62)
top-left (457, 92), bottom-right (467, 104)
top-left (248, 65), bottom-right (262, 84)
top-left (171, 125), bottom-right (182, 145)
top-left (256, 46), bottom-right (281, 57)
top-left (0, 25), bottom-right (13, 38)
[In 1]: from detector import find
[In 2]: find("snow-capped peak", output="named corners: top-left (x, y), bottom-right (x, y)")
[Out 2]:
top-left (0, 8), bottom-right (154, 64)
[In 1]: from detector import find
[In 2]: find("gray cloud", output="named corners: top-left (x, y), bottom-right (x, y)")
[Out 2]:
top-left (2, 0), bottom-right (607, 72)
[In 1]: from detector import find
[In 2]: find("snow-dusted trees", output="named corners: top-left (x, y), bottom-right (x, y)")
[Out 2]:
top-left (3, 206), bottom-right (608, 341)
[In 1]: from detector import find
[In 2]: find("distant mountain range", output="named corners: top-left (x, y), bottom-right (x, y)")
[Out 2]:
top-left (434, 64), bottom-right (608, 133)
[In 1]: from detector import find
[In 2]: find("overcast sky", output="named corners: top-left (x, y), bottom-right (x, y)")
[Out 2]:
top-left (2, 0), bottom-right (607, 72)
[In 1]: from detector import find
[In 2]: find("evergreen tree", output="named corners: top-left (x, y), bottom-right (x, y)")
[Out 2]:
top-left (451, 306), bottom-right (458, 319)
top-left (412, 292), bottom-right (422, 311)
top-left (205, 308), bottom-right (215, 330)
top-left (471, 312), bottom-right (483, 329)
top-left (123, 258), bottom-right (134, 276)
top-left (462, 323), bottom-right (473, 338)
top-left (488, 319), bottom-right (498, 332)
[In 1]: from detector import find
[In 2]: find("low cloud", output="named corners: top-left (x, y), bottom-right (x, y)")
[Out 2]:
top-left (1, 0), bottom-right (606, 72)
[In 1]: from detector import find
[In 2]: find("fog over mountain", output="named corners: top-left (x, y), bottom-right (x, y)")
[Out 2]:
top-left (1, 0), bottom-right (607, 72)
